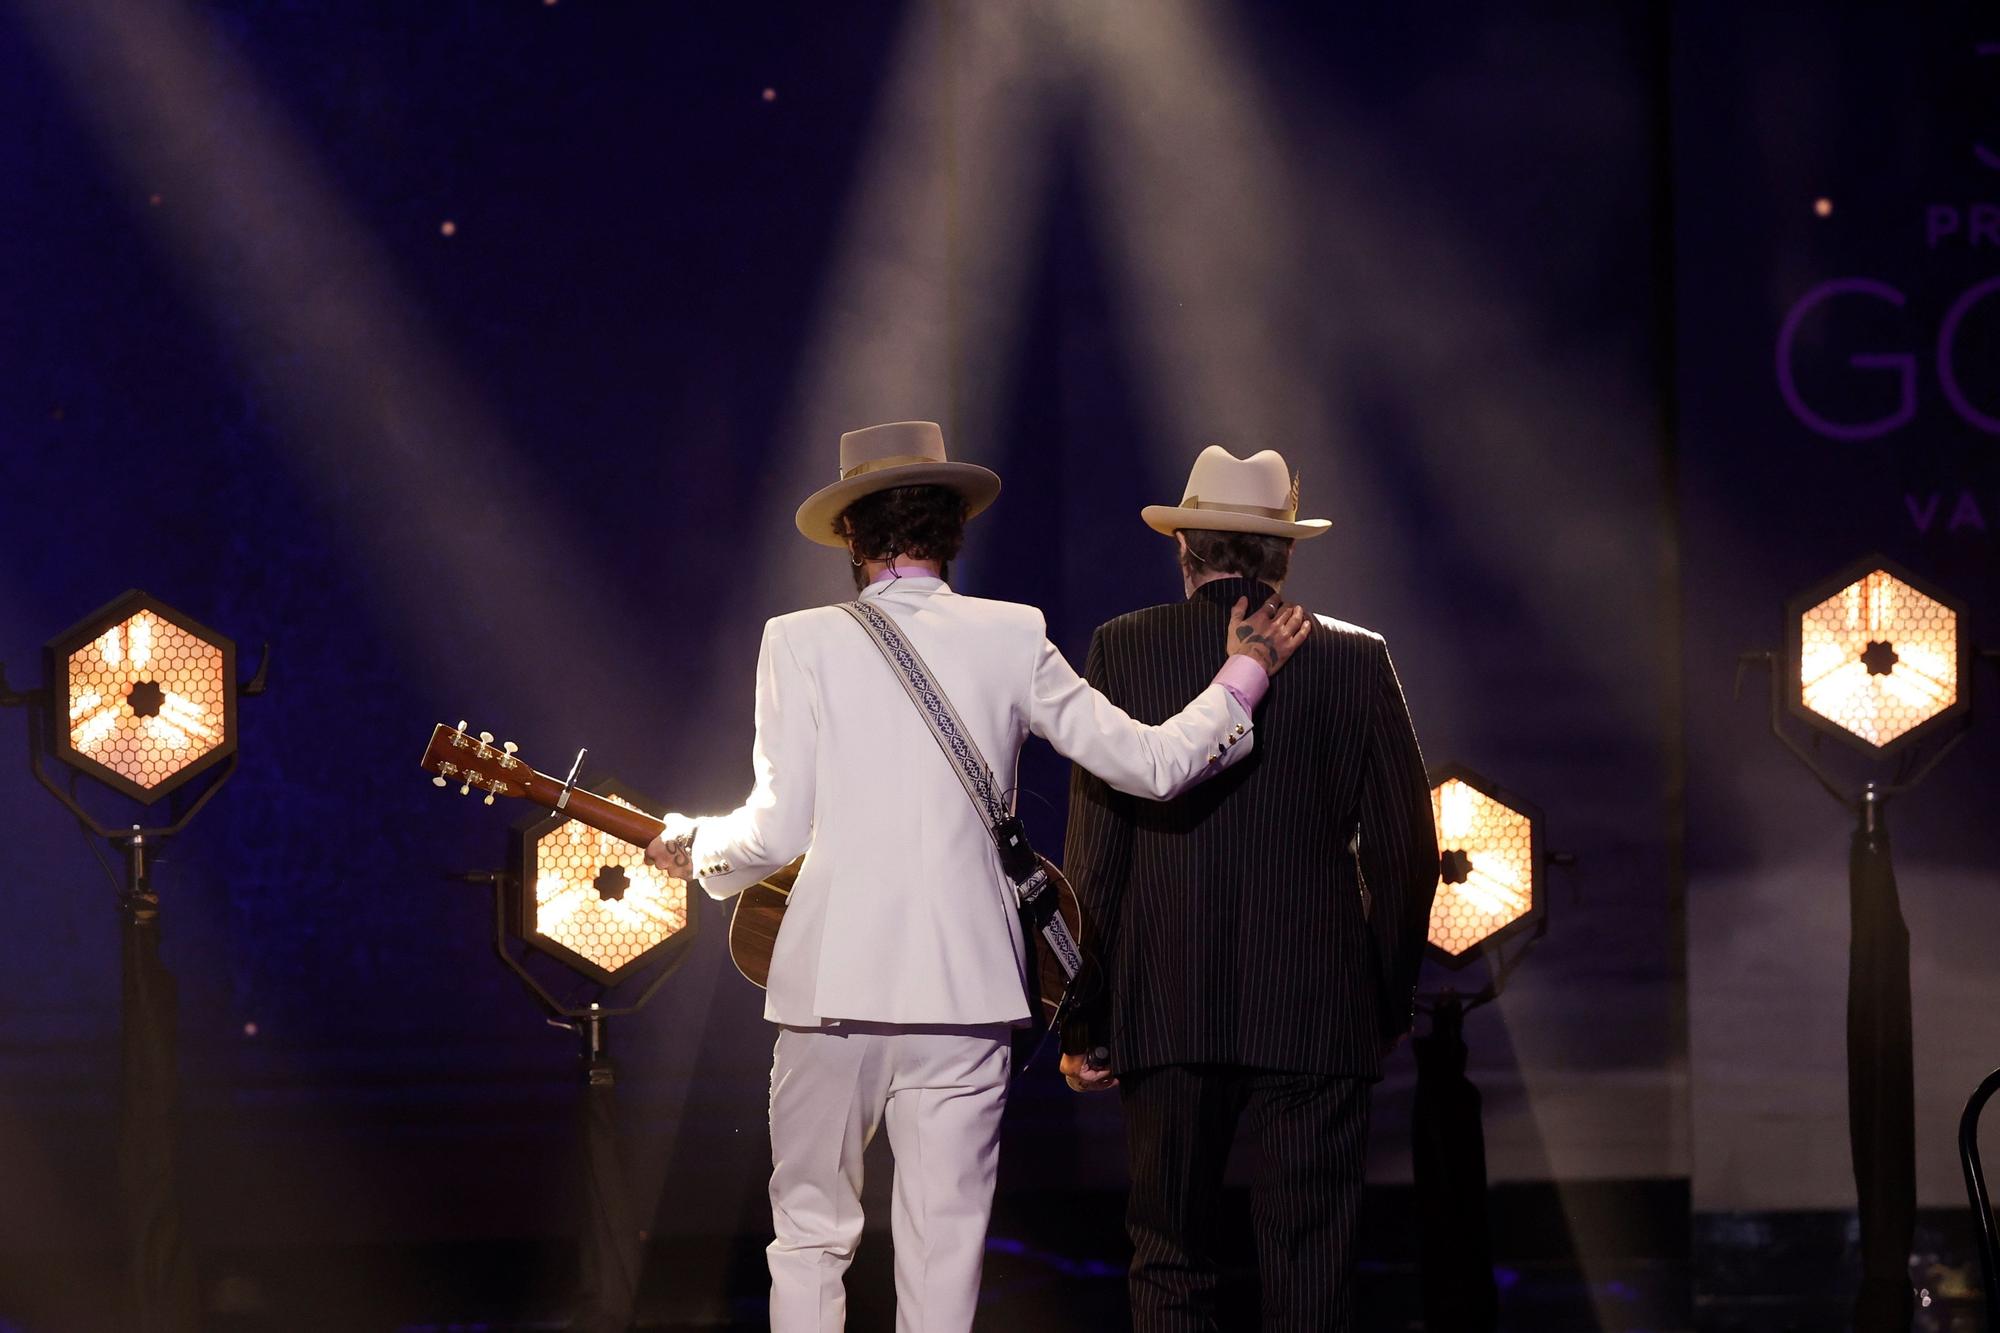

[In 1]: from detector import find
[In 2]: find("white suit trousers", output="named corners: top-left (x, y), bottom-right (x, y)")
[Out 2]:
top-left (766, 1021), bottom-right (1012, 1333)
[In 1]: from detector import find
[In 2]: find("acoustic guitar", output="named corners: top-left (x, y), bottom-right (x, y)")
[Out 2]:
top-left (418, 721), bottom-right (1090, 1022)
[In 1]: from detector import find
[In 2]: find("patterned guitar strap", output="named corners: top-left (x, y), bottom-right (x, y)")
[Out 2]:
top-left (837, 599), bottom-right (1088, 1024)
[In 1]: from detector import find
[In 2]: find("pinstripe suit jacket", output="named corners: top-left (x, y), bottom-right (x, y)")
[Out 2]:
top-left (1063, 577), bottom-right (1437, 1079)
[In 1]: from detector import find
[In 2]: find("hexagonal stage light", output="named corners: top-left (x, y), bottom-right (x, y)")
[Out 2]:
top-left (509, 778), bottom-right (698, 987)
top-left (1786, 556), bottom-right (1969, 756)
top-left (1426, 763), bottom-right (1544, 970)
top-left (44, 590), bottom-right (237, 804)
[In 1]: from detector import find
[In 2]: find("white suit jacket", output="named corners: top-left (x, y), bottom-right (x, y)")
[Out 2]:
top-left (691, 576), bottom-right (1254, 1027)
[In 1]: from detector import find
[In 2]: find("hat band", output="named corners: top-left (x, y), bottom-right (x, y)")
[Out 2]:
top-left (1182, 494), bottom-right (1297, 522)
top-left (841, 453), bottom-right (946, 481)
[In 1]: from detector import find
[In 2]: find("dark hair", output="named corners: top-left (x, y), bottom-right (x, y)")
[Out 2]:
top-left (836, 484), bottom-right (969, 588)
top-left (1178, 527), bottom-right (1294, 584)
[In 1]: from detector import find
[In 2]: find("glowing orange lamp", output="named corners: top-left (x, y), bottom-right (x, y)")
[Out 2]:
top-left (1787, 558), bottom-right (1968, 755)
top-left (509, 777), bottom-right (698, 988)
top-left (45, 590), bottom-right (237, 803)
top-left (1425, 763), bottom-right (1545, 969)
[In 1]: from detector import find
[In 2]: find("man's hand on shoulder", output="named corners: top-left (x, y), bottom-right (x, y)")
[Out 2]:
top-left (1226, 596), bottom-right (1311, 675)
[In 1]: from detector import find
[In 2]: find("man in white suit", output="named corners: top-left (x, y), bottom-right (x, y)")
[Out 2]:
top-left (647, 421), bottom-right (1309, 1333)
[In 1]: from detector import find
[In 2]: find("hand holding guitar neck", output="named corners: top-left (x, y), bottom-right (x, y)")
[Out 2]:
top-left (1226, 595), bottom-right (1311, 674)
top-left (416, 721), bottom-right (666, 847)
top-left (645, 814), bottom-right (697, 879)
top-left (417, 721), bottom-right (1086, 1016)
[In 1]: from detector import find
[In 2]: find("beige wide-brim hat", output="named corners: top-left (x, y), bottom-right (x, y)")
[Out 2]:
top-left (794, 421), bottom-right (1002, 547)
top-left (1141, 445), bottom-right (1331, 539)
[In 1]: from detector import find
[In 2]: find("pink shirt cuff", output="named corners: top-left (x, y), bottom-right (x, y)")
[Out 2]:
top-left (1213, 655), bottom-right (1269, 712)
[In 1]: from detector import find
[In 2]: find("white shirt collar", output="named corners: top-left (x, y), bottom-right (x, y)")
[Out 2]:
top-left (859, 574), bottom-right (947, 601)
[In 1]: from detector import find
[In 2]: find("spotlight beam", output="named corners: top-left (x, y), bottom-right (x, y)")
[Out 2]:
top-left (14, 0), bottom-right (642, 739)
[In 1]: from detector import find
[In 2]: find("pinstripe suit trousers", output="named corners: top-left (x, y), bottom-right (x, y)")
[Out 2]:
top-left (1121, 1065), bottom-right (1372, 1333)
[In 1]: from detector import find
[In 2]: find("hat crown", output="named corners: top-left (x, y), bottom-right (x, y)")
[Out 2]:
top-left (838, 421), bottom-right (947, 477)
top-left (1181, 446), bottom-right (1297, 516)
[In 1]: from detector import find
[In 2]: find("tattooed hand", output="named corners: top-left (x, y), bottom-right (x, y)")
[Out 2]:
top-left (1225, 595), bottom-right (1312, 676)
top-left (644, 812), bottom-right (697, 880)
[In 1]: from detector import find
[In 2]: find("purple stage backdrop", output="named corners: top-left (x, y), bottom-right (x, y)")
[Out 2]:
top-left (1676, 1), bottom-right (2000, 1217)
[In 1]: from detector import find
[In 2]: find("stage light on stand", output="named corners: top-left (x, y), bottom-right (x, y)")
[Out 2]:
top-left (1, 590), bottom-right (265, 1333)
top-left (1741, 554), bottom-right (1988, 1329)
top-left (431, 741), bottom-right (699, 1333)
top-left (1414, 762), bottom-right (1565, 1333)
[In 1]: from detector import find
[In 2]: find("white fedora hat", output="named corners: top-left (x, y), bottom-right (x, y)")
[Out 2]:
top-left (794, 421), bottom-right (1002, 547)
top-left (1141, 445), bottom-right (1330, 539)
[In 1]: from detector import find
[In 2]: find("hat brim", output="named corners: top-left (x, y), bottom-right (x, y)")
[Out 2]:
top-left (1141, 505), bottom-right (1331, 539)
top-left (796, 462), bottom-right (1003, 547)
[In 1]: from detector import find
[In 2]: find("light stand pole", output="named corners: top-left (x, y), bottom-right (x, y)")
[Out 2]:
top-left (450, 864), bottom-right (690, 1333)
top-left (1737, 556), bottom-right (1989, 1332)
top-left (0, 591), bottom-right (265, 1333)
top-left (113, 825), bottom-right (197, 1333)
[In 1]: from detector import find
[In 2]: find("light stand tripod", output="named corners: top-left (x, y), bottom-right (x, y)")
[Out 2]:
top-left (450, 860), bottom-right (692, 1333)
top-left (0, 636), bottom-right (265, 1333)
top-left (1411, 884), bottom-right (1563, 1333)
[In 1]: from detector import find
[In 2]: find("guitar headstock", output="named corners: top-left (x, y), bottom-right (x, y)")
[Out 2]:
top-left (419, 720), bottom-right (532, 806)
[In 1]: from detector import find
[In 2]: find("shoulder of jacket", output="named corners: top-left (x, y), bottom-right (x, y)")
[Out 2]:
top-left (763, 604), bottom-right (857, 644)
top-left (1313, 612), bottom-right (1385, 646)
top-left (940, 593), bottom-right (1047, 635)
top-left (1096, 601), bottom-right (1186, 640)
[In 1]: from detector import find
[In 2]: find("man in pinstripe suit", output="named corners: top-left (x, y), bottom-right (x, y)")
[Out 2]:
top-left (1059, 446), bottom-right (1438, 1331)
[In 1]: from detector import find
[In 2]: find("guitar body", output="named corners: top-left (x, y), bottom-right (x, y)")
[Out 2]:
top-left (1028, 857), bottom-right (1092, 1025)
top-left (727, 852), bottom-right (1091, 1022)
top-left (727, 860), bottom-right (797, 989)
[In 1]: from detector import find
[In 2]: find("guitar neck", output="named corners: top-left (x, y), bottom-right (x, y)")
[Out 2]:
top-left (418, 723), bottom-right (670, 849)
top-left (520, 767), bottom-right (667, 848)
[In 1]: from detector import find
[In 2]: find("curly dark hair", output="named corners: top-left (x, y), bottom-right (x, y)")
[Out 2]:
top-left (1178, 527), bottom-right (1294, 585)
top-left (835, 484), bottom-right (969, 588)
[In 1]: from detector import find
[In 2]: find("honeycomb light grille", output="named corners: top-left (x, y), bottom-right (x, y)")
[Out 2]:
top-left (531, 794), bottom-right (690, 980)
top-left (1797, 568), bottom-right (1960, 750)
top-left (61, 605), bottom-right (230, 795)
top-left (1428, 775), bottom-right (1537, 963)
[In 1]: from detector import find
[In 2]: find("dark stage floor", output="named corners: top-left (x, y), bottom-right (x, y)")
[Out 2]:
top-left (4, 1185), bottom-right (1992, 1330)
top-left (11, 1183), bottom-right (1982, 1332)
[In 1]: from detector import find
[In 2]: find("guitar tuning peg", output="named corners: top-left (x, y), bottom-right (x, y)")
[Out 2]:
top-left (457, 719), bottom-right (469, 732)
top-left (482, 792), bottom-right (495, 806)
top-left (432, 775), bottom-right (447, 787)
top-left (504, 741), bottom-right (518, 754)
top-left (459, 782), bottom-right (472, 796)
top-left (479, 731), bottom-right (494, 744)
